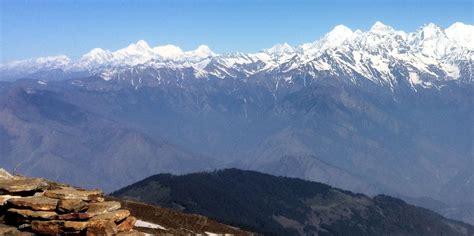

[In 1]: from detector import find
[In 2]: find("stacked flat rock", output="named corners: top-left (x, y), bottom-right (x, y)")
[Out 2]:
top-left (0, 169), bottom-right (144, 235)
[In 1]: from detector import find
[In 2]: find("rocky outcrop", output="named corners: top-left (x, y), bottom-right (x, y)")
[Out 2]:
top-left (0, 168), bottom-right (255, 235)
top-left (0, 168), bottom-right (144, 235)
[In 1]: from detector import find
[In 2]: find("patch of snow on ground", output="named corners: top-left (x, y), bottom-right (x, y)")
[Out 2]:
top-left (100, 70), bottom-right (115, 81)
top-left (204, 232), bottom-right (235, 236)
top-left (409, 72), bottom-right (422, 85)
top-left (135, 219), bottom-right (167, 230)
top-left (441, 63), bottom-right (460, 79)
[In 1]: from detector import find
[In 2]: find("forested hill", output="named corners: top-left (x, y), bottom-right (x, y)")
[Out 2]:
top-left (112, 169), bottom-right (474, 235)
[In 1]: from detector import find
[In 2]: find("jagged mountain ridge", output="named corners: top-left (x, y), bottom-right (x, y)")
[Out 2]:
top-left (1, 22), bottom-right (472, 89)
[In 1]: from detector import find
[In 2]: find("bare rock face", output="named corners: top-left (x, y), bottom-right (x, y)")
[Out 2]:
top-left (0, 178), bottom-right (49, 194)
top-left (57, 199), bottom-right (88, 213)
top-left (44, 189), bottom-right (104, 202)
top-left (7, 196), bottom-right (58, 211)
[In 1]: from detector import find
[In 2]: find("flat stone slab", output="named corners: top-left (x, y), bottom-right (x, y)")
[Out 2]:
top-left (8, 196), bottom-right (58, 211)
top-left (117, 216), bottom-right (137, 232)
top-left (31, 220), bottom-right (88, 234)
top-left (7, 208), bottom-right (58, 220)
top-left (57, 212), bottom-right (92, 220)
top-left (31, 220), bottom-right (62, 235)
top-left (57, 199), bottom-right (88, 213)
top-left (63, 220), bottom-right (89, 233)
top-left (0, 223), bottom-right (20, 234)
top-left (0, 178), bottom-right (49, 194)
top-left (86, 201), bottom-right (121, 216)
top-left (91, 210), bottom-right (130, 222)
top-left (87, 219), bottom-right (118, 235)
top-left (0, 195), bottom-right (22, 206)
top-left (43, 189), bottom-right (104, 202)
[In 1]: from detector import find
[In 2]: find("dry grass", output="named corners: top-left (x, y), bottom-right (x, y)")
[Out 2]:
top-left (107, 197), bottom-right (257, 235)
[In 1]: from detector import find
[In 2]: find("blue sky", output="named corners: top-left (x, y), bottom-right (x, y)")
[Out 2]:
top-left (1, 0), bottom-right (472, 62)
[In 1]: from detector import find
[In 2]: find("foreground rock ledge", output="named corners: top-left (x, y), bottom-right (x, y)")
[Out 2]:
top-left (0, 168), bottom-right (145, 235)
top-left (8, 196), bottom-right (59, 211)
top-left (0, 178), bottom-right (48, 193)
top-left (44, 189), bottom-right (104, 202)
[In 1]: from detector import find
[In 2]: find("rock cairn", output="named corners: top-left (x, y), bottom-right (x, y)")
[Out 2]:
top-left (0, 169), bottom-right (144, 235)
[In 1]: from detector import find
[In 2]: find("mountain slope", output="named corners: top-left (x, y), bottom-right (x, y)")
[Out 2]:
top-left (0, 72), bottom-right (471, 223)
top-left (0, 81), bottom-right (215, 192)
top-left (112, 169), bottom-right (474, 236)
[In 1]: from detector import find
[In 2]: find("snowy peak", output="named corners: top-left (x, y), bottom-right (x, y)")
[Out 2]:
top-left (0, 55), bottom-right (71, 71)
top-left (152, 45), bottom-right (184, 59)
top-left (133, 40), bottom-right (150, 49)
top-left (369, 21), bottom-right (395, 34)
top-left (78, 48), bottom-right (112, 68)
top-left (33, 55), bottom-right (71, 67)
top-left (417, 23), bottom-right (446, 40)
top-left (83, 48), bottom-right (110, 58)
top-left (324, 25), bottom-right (354, 46)
top-left (263, 43), bottom-right (295, 56)
top-left (261, 43), bottom-right (296, 65)
top-left (119, 40), bottom-right (152, 54)
top-left (192, 45), bottom-right (215, 57)
top-left (445, 22), bottom-right (474, 50)
top-left (185, 45), bottom-right (216, 60)
top-left (408, 23), bottom-right (453, 58)
top-left (112, 40), bottom-right (155, 65)
top-left (297, 25), bottom-right (354, 59)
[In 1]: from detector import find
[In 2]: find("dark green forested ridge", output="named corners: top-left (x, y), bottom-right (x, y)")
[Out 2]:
top-left (112, 169), bottom-right (474, 236)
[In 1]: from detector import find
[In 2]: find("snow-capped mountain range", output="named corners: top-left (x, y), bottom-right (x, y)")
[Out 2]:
top-left (1, 22), bottom-right (473, 89)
